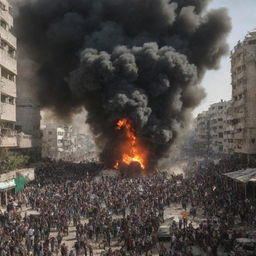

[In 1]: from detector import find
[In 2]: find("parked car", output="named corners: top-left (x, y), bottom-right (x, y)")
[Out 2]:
top-left (157, 225), bottom-right (171, 241)
top-left (234, 238), bottom-right (256, 255)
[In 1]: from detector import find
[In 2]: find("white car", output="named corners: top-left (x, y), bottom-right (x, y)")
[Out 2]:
top-left (157, 225), bottom-right (171, 240)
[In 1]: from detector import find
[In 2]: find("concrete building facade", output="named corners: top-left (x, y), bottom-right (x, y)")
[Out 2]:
top-left (194, 111), bottom-right (209, 154)
top-left (194, 31), bottom-right (256, 158)
top-left (194, 100), bottom-right (230, 155)
top-left (0, 0), bottom-right (17, 148)
top-left (208, 100), bottom-right (229, 154)
top-left (230, 31), bottom-right (256, 155)
top-left (41, 123), bottom-right (98, 161)
top-left (42, 124), bottom-right (76, 160)
top-left (16, 98), bottom-right (41, 149)
top-left (223, 101), bottom-right (235, 154)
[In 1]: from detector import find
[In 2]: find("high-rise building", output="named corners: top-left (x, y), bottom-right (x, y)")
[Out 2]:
top-left (0, 0), bottom-right (17, 148)
top-left (230, 31), bottom-right (256, 155)
top-left (208, 100), bottom-right (229, 154)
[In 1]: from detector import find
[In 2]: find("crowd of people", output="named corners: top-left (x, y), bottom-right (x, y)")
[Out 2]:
top-left (163, 159), bottom-right (256, 256)
top-left (0, 159), bottom-right (256, 256)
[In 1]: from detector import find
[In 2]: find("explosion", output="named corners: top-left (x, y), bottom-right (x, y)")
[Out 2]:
top-left (15, 0), bottom-right (231, 170)
top-left (114, 118), bottom-right (148, 173)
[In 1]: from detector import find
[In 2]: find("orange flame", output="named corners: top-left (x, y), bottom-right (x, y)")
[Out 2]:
top-left (114, 118), bottom-right (148, 173)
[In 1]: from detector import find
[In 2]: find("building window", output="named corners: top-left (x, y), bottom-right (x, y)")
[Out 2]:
top-left (0, 2), bottom-right (6, 11)
top-left (1, 67), bottom-right (15, 81)
top-left (0, 94), bottom-right (15, 105)
top-left (8, 46), bottom-right (16, 58)
top-left (9, 97), bottom-right (14, 105)
top-left (48, 131), bottom-right (52, 135)
top-left (248, 40), bottom-right (256, 45)
top-left (1, 94), bottom-right (7, 103)
top-left (0, 38), bottom-right (15, 58)
top-left (0, 38), bottom-right (7, 49)
top-left (0, 19), bottom-right (8, 30)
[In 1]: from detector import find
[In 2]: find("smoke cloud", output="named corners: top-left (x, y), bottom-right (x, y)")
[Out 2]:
top-left (15, 0), bottom-right (231, 169)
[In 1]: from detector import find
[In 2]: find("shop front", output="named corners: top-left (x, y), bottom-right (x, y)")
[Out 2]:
top-left (0, 179), bottom-right (16, 206)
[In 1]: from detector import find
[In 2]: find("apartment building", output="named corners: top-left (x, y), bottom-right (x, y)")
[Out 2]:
top-left (42, 124), bottom-right (77, 160)
top-left (0, 0), bottom-right (17, 148)
top-left (194, 100), bottom-right (230, 155)
top-left (230, 31), bottom-right (256, 155)
top-left (194, 111), bottom-right (209, 154)
top-left (208, 100), bottom-right (229, 154)
top-left (194, 31), bottom-right (256, 158)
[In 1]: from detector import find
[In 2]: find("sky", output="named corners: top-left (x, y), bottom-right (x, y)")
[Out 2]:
top-left (193, 0), bottom-right (256, 116)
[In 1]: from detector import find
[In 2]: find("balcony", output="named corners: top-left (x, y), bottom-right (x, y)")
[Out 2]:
top-left (0, 8), bottom-right (13, 27)
top-left (0, 103), bottom-right (16, 122)
top-left (0, 25), bottom-right (16, 48)
top-left (234, 71), bottom-right (246, 82)
top-left (0, 135), bottom-right (17, 147)
top-left (0, 48), bottom-right (17, 74)
top-left (0, 77), bottom-right (16, 97)
top-left (233, 86), bottom-right (245, 96)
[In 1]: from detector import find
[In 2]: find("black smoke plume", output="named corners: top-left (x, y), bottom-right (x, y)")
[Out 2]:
top-left (15, 0), bottom-right (231, 169)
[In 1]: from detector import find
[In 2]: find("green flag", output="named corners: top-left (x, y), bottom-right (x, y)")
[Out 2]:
top-left (14, 177), bottom-right (29, 193)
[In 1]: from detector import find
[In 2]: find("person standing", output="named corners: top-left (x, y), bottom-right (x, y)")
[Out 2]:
top-left (69, 250), bottom-right (75, 256)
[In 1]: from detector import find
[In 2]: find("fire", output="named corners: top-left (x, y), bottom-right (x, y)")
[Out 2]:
top-left (114, 118), bottom-right (147, 172)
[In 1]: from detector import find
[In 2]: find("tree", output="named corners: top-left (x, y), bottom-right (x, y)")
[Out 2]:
top-left (0, 149), bottom-right (30, 173)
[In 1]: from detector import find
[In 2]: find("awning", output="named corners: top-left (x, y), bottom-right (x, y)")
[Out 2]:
top-left (0, 179), bottom-right (16, 191)
top-left (223, 168), bottom-right (256, 183)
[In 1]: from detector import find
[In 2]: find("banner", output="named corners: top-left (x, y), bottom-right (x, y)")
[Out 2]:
top-left (14, 177), bottom-right (29, 193)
